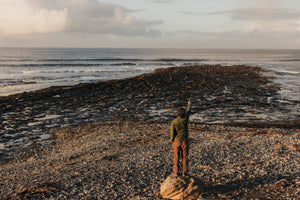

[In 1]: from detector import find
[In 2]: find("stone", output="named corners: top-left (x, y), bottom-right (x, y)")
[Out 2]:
top-left (160, 175), bottom-right (204, 200)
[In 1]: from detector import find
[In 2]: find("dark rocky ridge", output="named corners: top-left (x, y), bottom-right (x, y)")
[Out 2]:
top-left (0, 65), bottom-right (279, 120)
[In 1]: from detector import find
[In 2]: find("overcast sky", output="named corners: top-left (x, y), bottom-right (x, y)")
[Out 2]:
top-left (0, 0), bottom-right (300, 49)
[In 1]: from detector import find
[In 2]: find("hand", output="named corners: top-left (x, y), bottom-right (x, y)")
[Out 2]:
top-left (188, 101), bottom-right (191, 105)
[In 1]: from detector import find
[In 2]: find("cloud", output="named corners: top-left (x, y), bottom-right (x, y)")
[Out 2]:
top-left (170, 29), bottom-right (243, 39)
top-left (0, 0), bottom-right (162, 37)
top-left (0, 0), bottom-right (67, 34)
top-left (208, 7), bottom-right (300, 34)
top-left (152, 0), bottom-right (174, 3)
top-left (169, 24), bottom-right (300, 41)
top-left (180, 11), bottom-right (202, 16)
top-left (208, 7), bottom-right (300, 21)
top-left (63, 1), bottom-right (162, 37)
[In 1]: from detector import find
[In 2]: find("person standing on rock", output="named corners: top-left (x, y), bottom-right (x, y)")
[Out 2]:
top-left (170, 101), bottom-right (191, 177)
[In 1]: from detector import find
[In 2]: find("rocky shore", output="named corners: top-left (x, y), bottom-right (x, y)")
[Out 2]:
top-left (0, 122), bottom-right (299, 199)
top-left (1, 65), bottom-right (298, 162)
top-left (0, 65), bottom-right (299, 199)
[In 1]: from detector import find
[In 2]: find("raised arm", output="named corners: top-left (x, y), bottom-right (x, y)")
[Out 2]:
top-left (186, 101), bottom-right (191, 118)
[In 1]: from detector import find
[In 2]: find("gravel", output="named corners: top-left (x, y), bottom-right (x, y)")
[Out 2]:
top-left (1, 122), bottom-right (299, 199)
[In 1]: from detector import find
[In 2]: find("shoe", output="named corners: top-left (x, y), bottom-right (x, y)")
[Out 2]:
top-left (182, 173), bottom-right (188, 177)
top-left (172, 173), bottom-right (178, 177)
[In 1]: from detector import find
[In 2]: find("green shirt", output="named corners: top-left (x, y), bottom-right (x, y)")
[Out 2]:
top-left (170, 103), bottom-right (191, 142)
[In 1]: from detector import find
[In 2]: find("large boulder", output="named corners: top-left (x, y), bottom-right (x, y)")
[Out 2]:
top-left (160, 175), bottom-right (204, 200)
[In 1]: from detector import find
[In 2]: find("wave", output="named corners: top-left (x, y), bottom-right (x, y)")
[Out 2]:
top-left (0, 58), bottom-right (34, 62)
top-left (279, 59), bottom-right (300, 62)
top-left (36, 58), bottom-right (209, 62)
top-left (0, 63), bottom-right (105, 67)
top-left (0, 80), bottom-right (38, 87)
top-left (275, 70), bottom-right (300, 75)
top-left (0, 68), bottom-right (146, 75)
top-left (0, 63), bottom-right (140, 68)
top-left (0, 58), bottom-right (209, 64)
top-left (154, 58), bottom-right (209, 62)
top-left (0, 58), bottom-right (210, 68)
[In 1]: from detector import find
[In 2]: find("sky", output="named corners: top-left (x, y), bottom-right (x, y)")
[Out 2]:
top-left (0, 0), bottom-right (300, 49)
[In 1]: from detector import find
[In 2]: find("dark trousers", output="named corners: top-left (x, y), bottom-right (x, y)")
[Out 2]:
top-left (172, 139), bottom-right (188, 175)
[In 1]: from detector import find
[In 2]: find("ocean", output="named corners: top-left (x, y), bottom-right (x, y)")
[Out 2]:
top-left (0, 48), bottom-right (299, 102)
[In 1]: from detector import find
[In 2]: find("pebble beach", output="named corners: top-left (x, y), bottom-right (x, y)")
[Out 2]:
top-left (0, 65), bottom-right (299, 199)
top-left (1, 122), bottom-right (299, 199)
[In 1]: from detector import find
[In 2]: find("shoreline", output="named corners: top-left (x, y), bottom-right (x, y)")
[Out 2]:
top-left (0, 64), bottom-right (299, 162)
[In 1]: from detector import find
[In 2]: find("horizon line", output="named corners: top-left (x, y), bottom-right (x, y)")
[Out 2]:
top-left (0, 46), bottom-right (299, 50)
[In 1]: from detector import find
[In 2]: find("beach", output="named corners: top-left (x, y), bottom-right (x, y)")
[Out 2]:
top-left (0, 65), bottom-right (299, 199)
top-left (1, 122), bottom-right (299, 199)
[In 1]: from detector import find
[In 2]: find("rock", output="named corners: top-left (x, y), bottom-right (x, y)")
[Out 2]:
top-left (160, 175), bottom-right (204, 200)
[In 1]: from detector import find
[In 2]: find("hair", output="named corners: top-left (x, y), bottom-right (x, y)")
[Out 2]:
top-left (177, 107), bottom-right (185, 118)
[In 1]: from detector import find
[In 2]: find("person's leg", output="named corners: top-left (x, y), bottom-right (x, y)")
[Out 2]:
top-left (172, 141), bottom-right (180, 175)
top-left (181, 140), bottom-right (189, 176)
